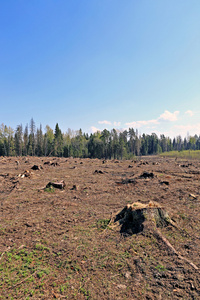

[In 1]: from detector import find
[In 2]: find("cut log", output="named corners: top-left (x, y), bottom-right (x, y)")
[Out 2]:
top-left (116, 178), bottom-right (136, 185)
top-left (46, 180), bottom-right (65, 190)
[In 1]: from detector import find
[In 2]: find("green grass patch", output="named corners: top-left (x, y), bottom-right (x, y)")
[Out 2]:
top-left (44, 186), bottom-right (55, 193)
top-left (160, 150), bottom-right (200, 160)
top-left (0, 246), bottom-right (53, 297)
top-left (155, 264), bottom-right (167, 272)
top-left (96, 219), bottom-right (110, 230)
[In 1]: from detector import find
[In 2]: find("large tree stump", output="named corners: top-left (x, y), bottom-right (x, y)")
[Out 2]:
top-left (112, 201), bottom-right (198, 270)
top-left (114, 201), bottom-right (173, 234)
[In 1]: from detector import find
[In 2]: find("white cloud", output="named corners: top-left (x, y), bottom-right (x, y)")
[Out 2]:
top-left (125, 119), bottom-right (158, 128)
top-left (158, 123), bottom-right (200, 138)
top-left (92, 110), bottom-right (196, 138)
top-left (174, 123), bottom-right (200, 133)
top-left (158, 110), bottom-right (179, 122)
top-left (98, 120), bottom-right (121, 127)
top-left (125, 110), bottom-right (179, 129)
top-left (98, 120), bottom-right (112, 125)
top-left (90, 126), bottom-right (101, 133)
top-left (123, 110), bottom-right (182, 137)
top-left (185, 110), bottom-right (194, 117)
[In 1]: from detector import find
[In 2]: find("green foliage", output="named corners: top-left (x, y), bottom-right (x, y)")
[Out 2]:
top-left (44, 186), bottom-right (55, 193)
top-left (155, 264), bottom-right (167, 272)
top-left (54, 123), bottom-right (63, 156)
top-left (0, 246), bottom-right (51, 296)
top-left (161, 150), bottom-right (200, 160)
top-left (1, 119), bottom-right (200, 158)
top-left (35, 244), bottom-right (50, 251)
top-left (96, 219), bottom-right (110, 230)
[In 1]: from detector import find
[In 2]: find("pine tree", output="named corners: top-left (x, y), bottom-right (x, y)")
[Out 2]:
top-left (15, 125), bottom-right (23, 156)
top-left (29, 118), bottom-right (36, 155)
top-left (54, 123), bottom-right (63, 157)
top-left (23, 124), bottom-right (28, 156)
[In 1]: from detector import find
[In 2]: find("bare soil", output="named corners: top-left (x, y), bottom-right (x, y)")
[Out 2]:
top-left (0, 156), bottom-right (199, 299)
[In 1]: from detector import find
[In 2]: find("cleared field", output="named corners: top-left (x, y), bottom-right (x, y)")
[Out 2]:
top-left (0, 156), bottom-right (199, 299)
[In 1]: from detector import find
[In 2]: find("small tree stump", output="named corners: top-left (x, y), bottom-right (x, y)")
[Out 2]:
top-left (140, 172), bottom-right (154, 179)
top-left (46, 180), bottom-right (66, 190)
top-left (31, 165), bottom-right (43, 170)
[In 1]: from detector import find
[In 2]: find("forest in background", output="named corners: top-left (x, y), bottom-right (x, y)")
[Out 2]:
top-left (0, 119), bottom-right (200, 159)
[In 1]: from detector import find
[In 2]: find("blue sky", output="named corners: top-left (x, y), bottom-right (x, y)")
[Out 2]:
top-left (0, 0), bottom-right (200, 138)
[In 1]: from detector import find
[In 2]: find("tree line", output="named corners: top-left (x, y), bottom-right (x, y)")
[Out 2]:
top-left (0, 119), bottom-right (200, 159)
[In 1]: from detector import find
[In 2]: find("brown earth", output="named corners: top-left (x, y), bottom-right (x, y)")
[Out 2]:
top-left (0, 156), bottom-right (199, 299)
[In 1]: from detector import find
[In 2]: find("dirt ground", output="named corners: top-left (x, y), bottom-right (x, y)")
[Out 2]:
top-left (0, 156), bottom-right (199, 299)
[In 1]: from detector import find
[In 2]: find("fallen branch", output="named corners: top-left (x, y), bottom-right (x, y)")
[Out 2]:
top-left (154, 229), bottom-right (199, 270)
top-left (0, 246), bottom-right (11, 260)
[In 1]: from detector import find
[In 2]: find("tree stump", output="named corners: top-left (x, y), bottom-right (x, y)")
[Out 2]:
top-left (45, 180), bottom-right (66, 190)
top-left (114, 201), bottom-right (173, 234)
top-left (31, 165), bottom-right (43, 170)
top-left (112, 201), bottom-right (198, 270)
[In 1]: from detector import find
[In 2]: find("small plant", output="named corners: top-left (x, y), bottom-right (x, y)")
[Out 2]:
top-left (155, 264), bottom-right (167, 272)
top-left (44, 186), bottom-right (55, 193)
top-left (37, 271), bottom-right (44, 279)
top-left (80, 286), bottom-right (90, 298)
top-left (60, 283), bottom-right (68, 293)
top-left (30, 290), bottom-right (35, 296)
top-left (96, 219), bottom-right (110, 230)
top-left (70, 262), bottom-right (81, 272)
top-left (178, 212), bottom-right (187, 220)
top-left (35, 244), bottom-right (50, 251)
